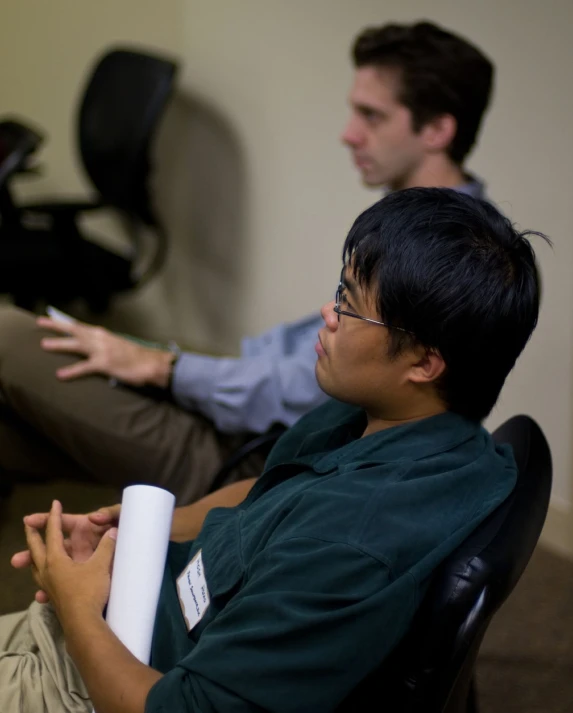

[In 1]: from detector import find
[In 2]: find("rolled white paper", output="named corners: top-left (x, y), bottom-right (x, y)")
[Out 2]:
top-left (105, 484), bottom-right (175, 663)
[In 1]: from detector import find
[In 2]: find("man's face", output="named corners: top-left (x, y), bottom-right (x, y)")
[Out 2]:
top-left (341, 66), bottom-right (427, 190)
top-left (315, 268), bottom-right (418, 418)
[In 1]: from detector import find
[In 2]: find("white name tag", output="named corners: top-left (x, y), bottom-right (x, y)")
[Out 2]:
top-left (176, 549), bottom-right (211, 632)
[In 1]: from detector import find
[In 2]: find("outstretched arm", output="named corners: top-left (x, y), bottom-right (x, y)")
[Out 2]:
top-left (37, 312), bottom-right (326, 434)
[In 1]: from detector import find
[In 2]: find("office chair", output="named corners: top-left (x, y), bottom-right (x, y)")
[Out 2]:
top-left (0, 46), bottom-right (178, 312)
top-left (340, 414), bottom-right (552, 713)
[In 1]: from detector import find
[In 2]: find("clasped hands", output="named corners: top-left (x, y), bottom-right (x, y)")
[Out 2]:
top-left (11, 501), bottom-right (120, 622)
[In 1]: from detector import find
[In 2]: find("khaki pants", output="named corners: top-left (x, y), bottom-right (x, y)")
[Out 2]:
top-left (0, 602), bottom-right (90, 713)
top-left (0, 307), bottom-right (264, 505)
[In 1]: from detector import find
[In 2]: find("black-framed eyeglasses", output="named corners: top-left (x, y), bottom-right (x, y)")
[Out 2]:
top-left (334, 271), bottom-right (413, 334)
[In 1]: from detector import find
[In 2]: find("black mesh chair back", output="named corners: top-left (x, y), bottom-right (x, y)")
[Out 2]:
top-left (341, 414), bottom-right (552, 713)
top-left (78, 47), bottom-right (178, 224)
top-left (0, 48), bottom-right (178, 312)
top-left (0, 120), bottom-right (43, 190)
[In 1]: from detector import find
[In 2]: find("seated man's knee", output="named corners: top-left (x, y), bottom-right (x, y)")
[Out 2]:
top-left (0, 306), bottom-right (38, 352)
top-left (0, 307), bottom-right (44, 386)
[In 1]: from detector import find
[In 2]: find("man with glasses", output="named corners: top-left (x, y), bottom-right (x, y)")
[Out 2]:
top-left (0, 21), bottom-right (495, 504)
top-left (7, 188), bottom-right (544, 712)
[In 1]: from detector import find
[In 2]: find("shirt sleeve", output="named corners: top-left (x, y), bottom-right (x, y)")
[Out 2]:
top-left (170, 315), bottom-right (328, 434)
top-left (144, 537), bottom-right (417, 713)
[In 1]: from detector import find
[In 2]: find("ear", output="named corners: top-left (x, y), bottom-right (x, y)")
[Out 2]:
top-left (420, 114), bottom-right (457, 154)
top-left (408, 348), bottom-right (446, 385)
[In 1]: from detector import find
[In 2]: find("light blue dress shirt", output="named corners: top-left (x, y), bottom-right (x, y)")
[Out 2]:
top-left (172, 178), bottom-right (486, 434)
top-left (172, 313), bottom-right (327, 434)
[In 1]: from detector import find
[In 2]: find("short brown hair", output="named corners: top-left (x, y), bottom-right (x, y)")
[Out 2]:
top-left (352, 21), bottom-right (494, 164)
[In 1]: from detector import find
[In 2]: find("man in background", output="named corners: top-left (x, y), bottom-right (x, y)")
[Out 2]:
top-left (0, 21), bottom-right (495, 504)
top-left (341, 21), bottom-right (491, 196)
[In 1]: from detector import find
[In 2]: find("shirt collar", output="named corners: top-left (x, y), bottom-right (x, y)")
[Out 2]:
top-left (455, 174), bottom-right (487, 200)
top-left (382, 175), bottom-right (487, 202)
top-left (294, 408), bottom-right (480, 474)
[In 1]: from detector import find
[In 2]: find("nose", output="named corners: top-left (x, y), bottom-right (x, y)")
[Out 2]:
top-left (341, 116), bottom-right (362, 147)
top-left (321, 300), bottom-right (338, 331)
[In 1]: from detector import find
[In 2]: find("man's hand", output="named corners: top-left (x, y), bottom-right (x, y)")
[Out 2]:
top-left (25, 500), bottom-right (117, 621)
top-left (20, 502), bottom-right (164, 713)
top-left (12, 504), bottom-right (121, 603)
top-left (36, 316), bottom-right (174, 387)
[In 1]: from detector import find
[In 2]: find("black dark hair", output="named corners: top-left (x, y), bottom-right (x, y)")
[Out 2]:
top-left (343, 188), bottom-right (548, 422)
top-left (352, 21), bottom-right (494, 164)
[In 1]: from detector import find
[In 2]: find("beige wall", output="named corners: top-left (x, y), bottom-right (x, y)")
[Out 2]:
top-left (1, 1), bottom-right (572, 548)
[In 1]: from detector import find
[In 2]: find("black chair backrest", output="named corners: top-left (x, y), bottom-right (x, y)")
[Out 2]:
top-left (0, 119), bottom-right (43, 190)
top-left (78, 47), bottom-right (178, 223)
top-left (341, 414), bottom-right (552, 713)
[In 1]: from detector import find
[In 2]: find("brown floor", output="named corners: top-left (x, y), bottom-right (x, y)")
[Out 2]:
top-left (476, 542), bottom-right (573, 712)
top-left (1, 480), bottom-right (572, 712)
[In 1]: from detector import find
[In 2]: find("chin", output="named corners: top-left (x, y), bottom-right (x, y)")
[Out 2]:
top-left (360, 173), bottom-right (386, 189)
top-left (315, 363), bottom-right (334, 397)
top-left (315, 373), bottom-right (349, 403)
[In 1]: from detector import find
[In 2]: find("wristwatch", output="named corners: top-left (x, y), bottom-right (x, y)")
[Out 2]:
top-left (166, 340), bottom-right (182, 392)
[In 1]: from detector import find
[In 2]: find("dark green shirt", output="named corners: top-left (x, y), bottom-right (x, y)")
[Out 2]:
top-left (146, 400), bottom-right (516, 713)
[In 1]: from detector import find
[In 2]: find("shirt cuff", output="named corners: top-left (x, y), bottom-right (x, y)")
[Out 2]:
top-left (170, 352), bottom-right (223, 409)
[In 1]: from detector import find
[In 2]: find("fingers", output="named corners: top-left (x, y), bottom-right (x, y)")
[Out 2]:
top-left (35, 590), bottom-right (50, 604)
top-left (36, 316), bottom-right (81, 335)
top-left (23, 513), bottom-right (49, 529)
top-left (88, 512), bottom-right (112, 524)
top-left (45, 500), bottom-right (65, 552)
top-left (41, 336), bottom-right (83, 355)
top-left (38, 318), bottom-right (100, 380)
top-left (89, 505), bottom-right (121, 525)
top-left (24, 523), bottom-right (46, 570)
top-left (13, 539), bottom-right (72, 569)
top-left (25, 512), bottom-right (85, 532)
top-left (55, 360), bottom-right (98, 381)
top-left (93, 528), bottom-right (118, 568)
top-left (11, 550), bottom-right (32, 568)
top-left (42, 337), bottom-right (98, 381)
top-left (60, 514), bottom-right (85, 530)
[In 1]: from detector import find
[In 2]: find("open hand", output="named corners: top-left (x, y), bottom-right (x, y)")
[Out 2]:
top-left (36, 317), bottom-right (173, 387)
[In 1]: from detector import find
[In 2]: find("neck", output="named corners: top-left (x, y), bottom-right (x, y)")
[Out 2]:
top-left (362, 402), bottom-right (447, 438)
top-left (390, 154), bottom-right (466, 192)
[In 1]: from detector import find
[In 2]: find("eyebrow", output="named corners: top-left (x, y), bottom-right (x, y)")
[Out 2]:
top-left (351, 102), bottom-right (388, 120)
